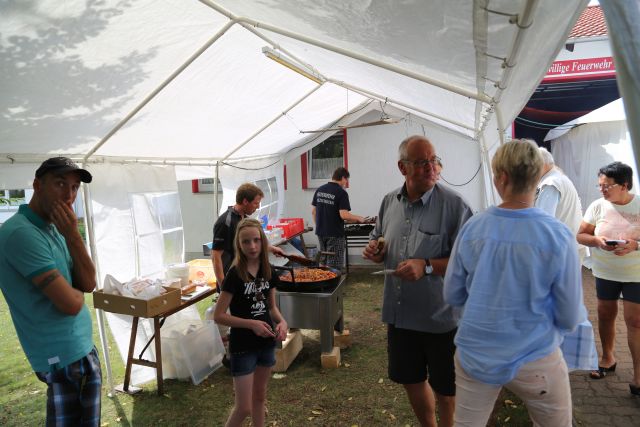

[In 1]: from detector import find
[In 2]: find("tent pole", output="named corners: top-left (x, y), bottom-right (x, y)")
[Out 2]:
top-left (215, 161), bottom-right (220, 216)
top-left (495, 105), bottom-right (506, 145)
top-left (81, 179), bottom-right (115, 396)
top-left (479, 136), bottom-right (497, 210)
top-left (600, 0), bottom-right (640, 171)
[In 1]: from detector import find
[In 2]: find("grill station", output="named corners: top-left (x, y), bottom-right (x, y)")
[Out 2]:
top-left (273, 262), bottom-right (344, 354)
top-left (275, 275), bottom-right (345, 354)
top-left (344, 223), bottom-right (375, 273)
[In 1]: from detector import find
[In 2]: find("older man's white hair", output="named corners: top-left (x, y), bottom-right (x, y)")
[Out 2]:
top-left (538, 147), bottom-right (555, 166)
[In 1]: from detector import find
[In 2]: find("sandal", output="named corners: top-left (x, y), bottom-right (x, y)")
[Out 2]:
top-left (631, 384), bottom-right (640, 396)
top-left (590, 362), bottom-right (617, 380)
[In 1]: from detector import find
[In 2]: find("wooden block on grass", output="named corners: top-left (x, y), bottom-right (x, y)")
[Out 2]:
top-left (333, 329), bottom-right (352, 349)
top-left (273, 330), bottom-right (302, 372)
top-left (320, 346), bottom-right (341, 369)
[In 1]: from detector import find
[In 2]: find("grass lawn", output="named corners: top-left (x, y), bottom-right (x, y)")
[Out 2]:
top-left (0, 269), bottom-right (531, 426)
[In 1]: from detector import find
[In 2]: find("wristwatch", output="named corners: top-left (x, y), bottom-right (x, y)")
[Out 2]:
top-left (424, 259), bottom-right (433, 275)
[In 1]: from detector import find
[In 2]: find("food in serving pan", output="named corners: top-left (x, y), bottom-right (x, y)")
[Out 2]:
top-left (279, 268), bottom-right (338, 282)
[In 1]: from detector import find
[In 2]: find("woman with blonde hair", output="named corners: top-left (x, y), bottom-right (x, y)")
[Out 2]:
top-left (444, 139), bottom-right (582, 426)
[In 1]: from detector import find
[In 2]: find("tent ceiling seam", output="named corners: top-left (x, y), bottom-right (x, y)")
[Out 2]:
top-left (220, 85), bottom-right (322, 161)
top-left (199, 0), bottom-right (492, 104)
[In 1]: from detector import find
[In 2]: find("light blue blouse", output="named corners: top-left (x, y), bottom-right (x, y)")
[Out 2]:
top-left (444, 206), bottom-right (582, 385)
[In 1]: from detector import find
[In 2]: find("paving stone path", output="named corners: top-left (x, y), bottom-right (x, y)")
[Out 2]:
top-left (571, 268), bottom-right (640, 426)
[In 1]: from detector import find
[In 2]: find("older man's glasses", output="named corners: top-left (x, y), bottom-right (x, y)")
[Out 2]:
top-left (402, 156), bottom-right (441, 168)
top-left (596, 183), bottom-right (620, 191)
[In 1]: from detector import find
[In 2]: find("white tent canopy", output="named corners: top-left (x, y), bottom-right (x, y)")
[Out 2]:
top-left (2, 0), bottom-right (588, 173)
top-left (2, 0), bottom-right (591, 389)
top-left (545, 98), bottom-right (626, 141)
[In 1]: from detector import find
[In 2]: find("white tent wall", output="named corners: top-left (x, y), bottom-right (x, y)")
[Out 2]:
top-left (217, 158), bottom-right (285, 219)
top-left (87, 163), bottom-right (196, 387)
top-left (551, 120), bottom-right (637, 211)
top-left (0, 164), bottom-right (42, 190)
top-left (87, 163), bottom-right (182, 284)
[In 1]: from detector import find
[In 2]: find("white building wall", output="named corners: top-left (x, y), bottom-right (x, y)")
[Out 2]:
top-left (178, 180), bottom-right (218, 259)
top-left (556, 38), bottom-right (611, 61)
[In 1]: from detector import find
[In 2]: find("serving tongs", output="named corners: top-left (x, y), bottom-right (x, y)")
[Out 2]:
top-left (281, 251), bottom-right (335, 267)
top-left (282, 253), bottom-right (316, 266)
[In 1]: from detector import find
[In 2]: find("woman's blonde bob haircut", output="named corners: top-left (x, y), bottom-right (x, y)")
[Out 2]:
top-left (232, 218), bottom-right (272, 282)
top-left (491, 139), bottom-right (543, 194)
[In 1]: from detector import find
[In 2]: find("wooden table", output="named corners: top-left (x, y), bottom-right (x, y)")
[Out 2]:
top-left (122, 287), bottom-right (216, 395)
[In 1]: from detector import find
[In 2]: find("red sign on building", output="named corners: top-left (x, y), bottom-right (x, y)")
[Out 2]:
top-left (545, 56), bottom-right (615, 81)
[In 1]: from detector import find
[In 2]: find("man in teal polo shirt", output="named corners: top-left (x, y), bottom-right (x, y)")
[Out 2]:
top-left (0, 157), bottom-right (101, 426)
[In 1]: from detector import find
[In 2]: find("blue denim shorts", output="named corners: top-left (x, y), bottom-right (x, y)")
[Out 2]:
top-left (230, 345), bottom-right (276, 377)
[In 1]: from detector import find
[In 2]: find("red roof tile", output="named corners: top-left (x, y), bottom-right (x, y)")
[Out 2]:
top-left (569, 5), bottom-right (608, 38)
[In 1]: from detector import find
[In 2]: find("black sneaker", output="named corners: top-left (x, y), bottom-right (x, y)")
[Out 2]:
top-left (222, 354), bottom-right (231, 369)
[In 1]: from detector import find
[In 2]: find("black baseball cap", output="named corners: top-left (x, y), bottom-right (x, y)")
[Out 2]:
top-left (35, 157), bottom-right (92, 183)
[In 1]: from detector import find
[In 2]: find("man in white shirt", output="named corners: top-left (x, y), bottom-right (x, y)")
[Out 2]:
top-left (535, 147), bottom-right (583, 236)
top-left (536, 146), bottom-right (597, 372)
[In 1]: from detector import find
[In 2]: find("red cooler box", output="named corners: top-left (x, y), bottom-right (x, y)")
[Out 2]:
top-left (280, 218), bottom-right (304, 235)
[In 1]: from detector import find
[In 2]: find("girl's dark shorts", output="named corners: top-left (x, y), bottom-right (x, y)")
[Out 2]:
top-left (387, 324), bottom-right (456, 396)
top-left (230, 344), bottom-right (276, 377)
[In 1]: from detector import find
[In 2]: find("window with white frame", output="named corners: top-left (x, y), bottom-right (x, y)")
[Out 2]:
top-left (306, 131), bottom-right (345, 188)
top-left (0, 189), bottom-right (26, 210)
top-left (130, 191), bottom-right (184, 278)
top-left (253, 177), bottom-right (279, 224)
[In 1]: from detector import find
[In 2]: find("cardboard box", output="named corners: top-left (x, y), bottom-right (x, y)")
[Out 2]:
top-left (187, 259), bottom-right (216, 287)
top-left (93, 286), bottom-right (180, 317)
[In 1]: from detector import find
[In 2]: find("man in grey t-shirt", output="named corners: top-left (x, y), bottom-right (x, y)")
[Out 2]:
top-left (363, 135), bottom-right (472, 427)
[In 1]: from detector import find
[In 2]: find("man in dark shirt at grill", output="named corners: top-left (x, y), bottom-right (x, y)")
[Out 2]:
top-left (311, 167), bottom-right (366, 270)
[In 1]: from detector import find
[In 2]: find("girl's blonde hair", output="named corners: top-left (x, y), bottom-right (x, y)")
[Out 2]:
top-left (491, 139), bottom-right (543, 194)
top-left (232, 218), bottom-right (272, 282)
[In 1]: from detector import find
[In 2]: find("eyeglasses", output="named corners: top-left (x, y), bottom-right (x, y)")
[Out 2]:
top-left (596, 183), bottom-right (620, 191)
top-left (401, 156), bottom-right (441, 168)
